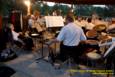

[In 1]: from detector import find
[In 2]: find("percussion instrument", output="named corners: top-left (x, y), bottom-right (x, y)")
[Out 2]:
top-left (98, 35), bottom-right (112, 41)
top-left (86, 52), bottom-right (101, 60)
top-left (31, 33), bottom-right (39, 36)
top-left (93, 24), bottom-right (106, 32)
top-left (84, 40), bottom-right (99, 45)
top-left (31, 33), bottom-right (40, 48)
top-left (86, 30), bottom-right (98, 39)
top-left (79, 40), bottom-right (99, 54)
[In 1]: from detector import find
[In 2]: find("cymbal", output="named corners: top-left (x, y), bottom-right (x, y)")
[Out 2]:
top-left (93, 24), bottom-right (106, 31)
top-left (86, 52), bottom-right (101, 60)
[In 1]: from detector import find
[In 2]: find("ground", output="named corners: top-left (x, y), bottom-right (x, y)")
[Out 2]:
top-left (4, 47), bottom-right (114, 77)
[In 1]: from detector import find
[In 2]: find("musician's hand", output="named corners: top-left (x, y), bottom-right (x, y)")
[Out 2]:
top-left (19, 32), bottom-right (23, 35)
top-left (45, 41), bottom-right (52, 46)
top-left (45, 39), bottom-right (59, 46)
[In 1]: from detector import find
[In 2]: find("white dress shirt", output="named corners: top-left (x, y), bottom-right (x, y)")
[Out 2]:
top-left (12, 31), bottom-right (19, 41)
top-left (28, 18), bottom-right (35, 28)
top-left (85, 23), bottom-right (95, 30)
top-left (107, 24), bottom-right (115, 30)
top-left (74, 20), bottom-right (87, 28)
top-left (57, 22), bottom-right (86, 46)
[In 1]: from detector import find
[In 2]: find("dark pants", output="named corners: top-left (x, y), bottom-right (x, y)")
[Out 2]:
top-left (23, 37), bottom-right (34, 50)
top-left (105, 47), bottom-right (115, 74)
top-left (50, 43), bottom-right (83, 64)
top-left (14, 37), bottom-right (34, 50)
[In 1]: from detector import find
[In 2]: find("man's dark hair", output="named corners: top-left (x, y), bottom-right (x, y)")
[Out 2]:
top-left (99, 17), bottom-right (102, 20)
top-left (87, 18), bottom-right (92, 23)
top-left (66, 16), bottom-right (74, 22)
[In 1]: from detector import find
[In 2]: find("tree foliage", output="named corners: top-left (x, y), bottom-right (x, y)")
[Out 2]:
top-left (0, 0), bottom-right (13, 15)
top-left (0, 0), bottom-right (115, 18)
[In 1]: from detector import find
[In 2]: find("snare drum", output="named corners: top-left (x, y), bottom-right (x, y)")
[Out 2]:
top-left (86, 52), bottom-right (101, 60)
top-left (86, 30), bottom-right (98, 39)
top-left (31, 33), bottom-right (39, 36)
top-left (79, 40), bottom-right (99, 54)
top-left (85, 40), bottom-right (99, 45)
top-left (31, 33), bottom-right (39, 38)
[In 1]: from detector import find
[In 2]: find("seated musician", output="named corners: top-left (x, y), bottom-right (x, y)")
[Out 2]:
top-left (47, 16), bottom-right (87, 65)
top-left (85, 17), bottom-right (95, 31)
top-left (9, 24), bottom-right (34, 50)
top-left (28, 15), bottom-right (35, 31)
top-left (9, 24), bottom-right (24, 46)
top-left (107, 18), bottom-right (115, 33)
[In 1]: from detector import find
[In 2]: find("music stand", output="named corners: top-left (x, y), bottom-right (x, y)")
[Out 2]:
top-left (34, 31), bottom-right (52, 63)
top-left (36, 16), bottom-right (64, 63)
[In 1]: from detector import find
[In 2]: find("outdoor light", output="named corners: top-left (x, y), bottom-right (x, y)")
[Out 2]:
top-left (24, 0), bottom-right (31, 15)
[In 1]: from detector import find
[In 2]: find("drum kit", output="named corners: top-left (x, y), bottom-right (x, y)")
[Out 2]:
top-left (30, 23), bottom-right (113, 69)
top-left (82, 24), bottom-right (115, 68)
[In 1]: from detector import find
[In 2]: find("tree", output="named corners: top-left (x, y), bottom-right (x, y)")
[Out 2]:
top-left (105, 5), bottom-right (115, 17)
top-left (41, 3), bottom-right (50, 15)
top-left (0, 0), bottom-right (14, 31)
top-left (0, 0), bottom-right (14, 16)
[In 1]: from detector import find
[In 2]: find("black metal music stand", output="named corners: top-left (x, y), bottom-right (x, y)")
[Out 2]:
top-left (35, 32), bottom-right (52, 63)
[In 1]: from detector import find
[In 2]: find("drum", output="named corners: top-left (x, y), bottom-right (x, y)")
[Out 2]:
top-left (98, 35), bottom-right (112, 42)
top-left (31, 33), bottom-right (40, 48)
top-left (93, 24), bottom-right (106, 32)
top-left (31, 33), bottom-right (39, 38)
top-left (79, 40), bottom-right (99, 54)
top-left (86, 30), bottom-right (98, 39)
top-left (84, 40), bottom-right (99, 45)
top-left (86, 52), bottom-right (101, 60)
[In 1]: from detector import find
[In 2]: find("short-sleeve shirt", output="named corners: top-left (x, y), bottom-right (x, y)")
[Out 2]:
top-left (57, 22), bottom-right (86, 46)
top-left (12, 31), bottom-right (19, 41)
top-left (108, 24), bottom-right (115, 30)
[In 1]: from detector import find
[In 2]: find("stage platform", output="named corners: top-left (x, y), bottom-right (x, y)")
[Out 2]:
top-left (4, 47), bottom-right (114, 77)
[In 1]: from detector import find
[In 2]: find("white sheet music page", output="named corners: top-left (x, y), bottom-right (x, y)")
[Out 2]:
top-left (45, 16), bottom-right (64, 27)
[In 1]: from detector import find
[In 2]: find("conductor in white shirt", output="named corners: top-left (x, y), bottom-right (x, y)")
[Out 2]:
top-left (48, 16), bottom-right (87, 64)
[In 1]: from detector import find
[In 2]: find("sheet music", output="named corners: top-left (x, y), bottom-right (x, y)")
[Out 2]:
top-left (45, 16), bottom-right (64, 27)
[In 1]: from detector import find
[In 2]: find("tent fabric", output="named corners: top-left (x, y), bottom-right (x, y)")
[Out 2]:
top-left (39, 0), bottom-right (115, 4)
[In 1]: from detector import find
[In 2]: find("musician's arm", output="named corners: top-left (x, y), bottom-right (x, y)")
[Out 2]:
top-left (46, 39), bottom-right (60, 45)
top-left (47, 26), bottom-right (66, 45)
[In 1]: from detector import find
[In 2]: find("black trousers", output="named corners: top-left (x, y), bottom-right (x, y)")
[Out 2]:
top-left (50, 43), bottom-right (83, 64)
top-left (14, 37), bottom-right (34, 50)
